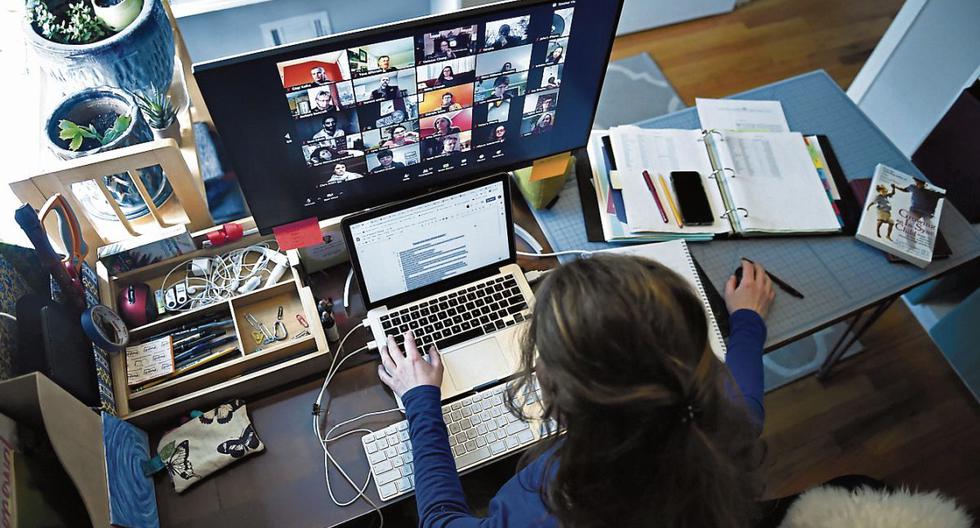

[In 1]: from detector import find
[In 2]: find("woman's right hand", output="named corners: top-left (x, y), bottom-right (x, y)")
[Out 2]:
top-left (724, 260), bottom-right (775, 318)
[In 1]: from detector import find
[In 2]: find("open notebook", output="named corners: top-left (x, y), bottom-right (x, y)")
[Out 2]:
top-left (609, 126), bottom-right (842, 236)
top-left (598, 240), bottom-right (727, 361)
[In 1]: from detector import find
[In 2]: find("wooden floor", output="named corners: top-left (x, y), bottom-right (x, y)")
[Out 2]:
top-left (610, 0), bottom-right (980, 517)
top-left (611, 0), bottom-right (904, 103)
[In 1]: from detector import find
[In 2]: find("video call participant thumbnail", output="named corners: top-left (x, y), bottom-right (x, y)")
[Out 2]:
top-left (417, 57), bottom-right (476, 90)
top-left (419, 84), bottom-right (474, 116)
top-left (381, 124), bottom-right (421, 148)
top-left (367, 144), bottom-right (420, 173)
top-left (483, 15), bottom-right (530, 51)
top-left (353, 70), bottom-right (417, 104)
top-left (348, 37), bottom-right (415, 78)
top-left (419, 108), bottom-right (472, 139)
top-left (520, 111), bottom-right (555, 135)
top-left (477, 124), bottom-right (508, 147)
top-left (302, 110), bottom-right (360, 142)
top-left (474, 72), bottom-right (527, 103)
top-left (538, 64), bottom-right (563, 89)
top-left (551, 7), bottom-right (574, 38)
top-left (523, 89), bottom-right (559, 115)
top-left (421, 131), bottom-right (471, 158)
top-left (474, 99), bottom-right (511, 126)
top-left (303, 139), bottom-right (362, 167)
top-left (544, 38), bottom-right (566, 65)
top-left (475, 45), bottom-right (533, 79)
top-left (317, 158), bottom-right (368, 186)
top-left (358, 97), bottom-right (418, 130)
top-left (277, 51), bottom-right (351, 91)
top-left (417, 25), bottom-right (477, 61)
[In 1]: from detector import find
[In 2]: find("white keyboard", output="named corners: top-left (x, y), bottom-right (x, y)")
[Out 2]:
top-left (362, 378), bottom-right (552, 501)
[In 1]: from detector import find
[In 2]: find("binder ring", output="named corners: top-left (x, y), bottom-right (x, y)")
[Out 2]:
top-left (720, 207), bottom-right (749, 219)
top-left (708, 167), bottom-right (737, 179)
top-left (697, 129), bottom-right (724, 143)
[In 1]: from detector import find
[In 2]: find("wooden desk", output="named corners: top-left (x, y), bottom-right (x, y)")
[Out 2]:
top-left (154, 197), bottom-right (555, 527)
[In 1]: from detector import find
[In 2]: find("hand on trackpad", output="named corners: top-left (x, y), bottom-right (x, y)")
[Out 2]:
top-left (442, 338), bottom-right (510, 390)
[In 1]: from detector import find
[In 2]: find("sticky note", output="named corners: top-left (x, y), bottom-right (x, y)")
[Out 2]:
top-left (273, 217), bottom-right (322, 250)
top-left (529, 152), bottom-right (571, 182)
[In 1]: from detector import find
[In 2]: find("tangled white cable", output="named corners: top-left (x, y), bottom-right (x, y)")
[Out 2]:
top-left (160, 244), bottom-right (286, 312)
top-left (313, 325), bottom-right (399, 527)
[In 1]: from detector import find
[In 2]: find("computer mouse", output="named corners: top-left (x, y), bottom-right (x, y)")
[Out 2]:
top-left (733, 266), bottom-right (744, 288)
top-left (117, 282), bottom-right (157, 328)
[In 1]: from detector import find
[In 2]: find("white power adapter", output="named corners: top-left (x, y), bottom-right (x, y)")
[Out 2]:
top-left (189, 257), bottom-right (211, 277)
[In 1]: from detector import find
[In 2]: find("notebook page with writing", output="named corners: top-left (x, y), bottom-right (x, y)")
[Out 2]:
top-left (598, 240), bottom-right (728, 361)
top-left (609, 127), bottom-right (729, 235)
top-left (715, 131), bottom-right (841, 234)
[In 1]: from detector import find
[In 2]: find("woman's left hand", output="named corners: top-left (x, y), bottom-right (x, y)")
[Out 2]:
top-left (377, 332), bottom-right (444, 397)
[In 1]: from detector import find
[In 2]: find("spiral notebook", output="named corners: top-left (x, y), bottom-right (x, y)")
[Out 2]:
top-left (609, 126), bottom-right (842, 236)
top-left (597, 240), bottom-right (727, 361)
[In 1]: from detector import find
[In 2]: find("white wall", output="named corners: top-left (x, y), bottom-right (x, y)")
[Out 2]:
top-left (848, 0), bottom-right (980, 156)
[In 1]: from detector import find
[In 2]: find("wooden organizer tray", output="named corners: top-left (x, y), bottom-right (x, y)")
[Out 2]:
top-left (97, 232), bottom-right (330, 428)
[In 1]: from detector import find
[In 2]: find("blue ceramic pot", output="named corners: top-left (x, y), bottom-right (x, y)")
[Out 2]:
top-left (46, 87), bottom-right (173, 221)
top-left (26, 0), bottom-right (175, 96)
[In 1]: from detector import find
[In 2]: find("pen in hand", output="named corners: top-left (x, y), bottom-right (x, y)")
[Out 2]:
top-left (739, 257), bottom-right (805, 299)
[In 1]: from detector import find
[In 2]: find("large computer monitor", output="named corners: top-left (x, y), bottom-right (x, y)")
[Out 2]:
top-left (194, 0), bottom-right (624, 233)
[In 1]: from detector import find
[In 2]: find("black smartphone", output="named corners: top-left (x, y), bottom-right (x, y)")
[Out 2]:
top-left (671, 171), bottom-right (714, 226)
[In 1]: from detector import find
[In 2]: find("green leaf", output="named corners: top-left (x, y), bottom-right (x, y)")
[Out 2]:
top-left (69, 134), bottom-right (83, 151)
top-left (159, 441), bottom-right (175, 461)
top-left (100, 115), bottom-right (131, 145)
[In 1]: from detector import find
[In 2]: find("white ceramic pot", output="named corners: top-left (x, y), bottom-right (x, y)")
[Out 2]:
top-left (151, 120), bottom-right (181, 146)
top-left (93, 0), bottom-right (143, 32)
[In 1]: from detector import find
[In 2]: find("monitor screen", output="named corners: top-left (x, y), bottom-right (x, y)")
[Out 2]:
top-left (347, 178), bottom-right (509, 305)
top-left (195, 0), bottom-right (622, 233)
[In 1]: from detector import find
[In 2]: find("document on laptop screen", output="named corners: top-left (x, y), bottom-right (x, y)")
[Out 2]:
top-left (349, 181), bottom-right (511, 303)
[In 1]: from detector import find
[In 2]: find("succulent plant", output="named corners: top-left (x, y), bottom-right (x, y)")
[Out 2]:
top-left (133, 88), bottom-right (179, 129)
top-left (58, 114), bottom-right (131, 151)
top-left (29, 1), bottom-right (111, 45)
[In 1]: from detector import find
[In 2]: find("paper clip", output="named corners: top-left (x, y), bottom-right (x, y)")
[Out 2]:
top-left (272, 305), bottom-right (287, 340)
top-left (293, 313), bottom-right (311, 340)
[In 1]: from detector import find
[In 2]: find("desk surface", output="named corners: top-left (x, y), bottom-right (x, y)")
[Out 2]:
top-left (154, 207), bottom-right (553, 528)
top-left (532, 70), bottom-right (980, 350)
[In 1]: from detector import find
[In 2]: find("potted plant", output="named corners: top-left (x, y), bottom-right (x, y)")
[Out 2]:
top-left (91, 0), bottom-right (142, 31)
top-left (134, 88), bottom-right (180, 145)
top-left (45, 87), bottom-right (173, 221)
top-left (24, 0), bottom-right (174, 96)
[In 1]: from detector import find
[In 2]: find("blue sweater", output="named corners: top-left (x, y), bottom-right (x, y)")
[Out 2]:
top-left (401, 309), bottom-right (767, 528)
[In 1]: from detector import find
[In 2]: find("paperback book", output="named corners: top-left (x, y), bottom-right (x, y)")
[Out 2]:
top-left (856, 164), bottom-right (946, 268)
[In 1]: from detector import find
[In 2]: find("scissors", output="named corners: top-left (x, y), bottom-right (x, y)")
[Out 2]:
top-left (15, 194), bottom-right (87, 309)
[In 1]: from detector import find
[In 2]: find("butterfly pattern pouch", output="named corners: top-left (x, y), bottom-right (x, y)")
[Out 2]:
top-left (154, 399), bottom-right (264, 493)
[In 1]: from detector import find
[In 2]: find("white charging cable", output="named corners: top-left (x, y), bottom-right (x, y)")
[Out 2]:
top-left (313, 325), bottom-right (399, 527)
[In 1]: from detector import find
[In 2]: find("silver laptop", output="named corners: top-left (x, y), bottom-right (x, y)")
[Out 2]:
top-left (341, 173), bottom-right (534, 401)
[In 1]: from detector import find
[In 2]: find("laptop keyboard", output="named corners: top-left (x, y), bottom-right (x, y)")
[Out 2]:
top-left (380, 275), bottom-right (529, 352)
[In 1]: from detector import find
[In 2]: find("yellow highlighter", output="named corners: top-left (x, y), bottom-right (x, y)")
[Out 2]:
top-left (657, 174), bottom-right (684, 228)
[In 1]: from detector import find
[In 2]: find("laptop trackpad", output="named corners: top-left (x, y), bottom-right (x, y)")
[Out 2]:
top-left (444, 338), bottom-right (509, 390)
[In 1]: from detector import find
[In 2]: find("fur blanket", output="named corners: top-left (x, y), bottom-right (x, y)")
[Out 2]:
top-left (780, 486), bottom-right (974, 528)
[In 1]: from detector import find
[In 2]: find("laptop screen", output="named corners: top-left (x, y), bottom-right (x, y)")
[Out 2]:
top-left (347, 179), bottom-right (510, 305)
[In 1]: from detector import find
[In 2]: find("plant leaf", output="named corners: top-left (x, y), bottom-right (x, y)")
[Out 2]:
top-left (69, 134), bottom-right (83, 151)
top-left (101, 115), bottom-right (131, 145)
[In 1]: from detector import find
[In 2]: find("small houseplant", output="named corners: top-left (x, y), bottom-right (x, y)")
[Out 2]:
top-left (24, 0), bottom-right (174, 96)
top-left (45, 87), bottom-right (173, 220)
top-left (91, 0), bottom-right (142, 31)
top-left (134, 88), bottom-right (180, 144)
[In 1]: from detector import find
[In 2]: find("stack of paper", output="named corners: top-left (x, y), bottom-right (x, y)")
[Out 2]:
top-left (583, 99), bottom-right (843, 242)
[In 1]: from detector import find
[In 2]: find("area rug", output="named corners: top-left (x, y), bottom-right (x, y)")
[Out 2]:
top-left (592, 53), bottom-right (865, 392)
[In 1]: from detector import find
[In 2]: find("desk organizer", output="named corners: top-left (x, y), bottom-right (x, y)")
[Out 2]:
top-left (96, 231), bottom-right (329, 428)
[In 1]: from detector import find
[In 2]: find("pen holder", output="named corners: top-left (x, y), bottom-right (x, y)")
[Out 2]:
top-left (513, 153), bottom-right (575, 209)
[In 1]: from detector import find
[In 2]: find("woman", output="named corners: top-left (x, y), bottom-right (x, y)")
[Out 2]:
top-left (433, 116), bottom-right (460, 136)
top-left (532, 112), bottom-right (554, 134)
top-left (545, 45), bottom-right (564, 65)
top-left (490, 124), bottom-right (507, 142)
top-left (437, 66), bottom-right (456, 85)
top-left (500, 61), bottom-right (513, 73)
top-left (379, 257), bottom-right (773, 527)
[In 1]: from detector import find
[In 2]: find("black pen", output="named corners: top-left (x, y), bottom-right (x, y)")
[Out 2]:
top-left (741, 258), bottom-right (805, 299)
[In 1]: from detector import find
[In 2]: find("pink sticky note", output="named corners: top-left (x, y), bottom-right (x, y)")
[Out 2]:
top-left (273, 217), bottom-right (322, 250)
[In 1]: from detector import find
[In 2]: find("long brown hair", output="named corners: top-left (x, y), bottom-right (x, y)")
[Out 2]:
top-left (506, 254), bottom-right (764, 528)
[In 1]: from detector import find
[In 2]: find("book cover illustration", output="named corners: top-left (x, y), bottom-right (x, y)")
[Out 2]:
top-left (856, 164), bottom-right (946, 268)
